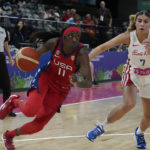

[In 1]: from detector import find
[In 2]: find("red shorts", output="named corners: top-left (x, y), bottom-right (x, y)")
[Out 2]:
top-left (20, 72), bottom-right (68, 117)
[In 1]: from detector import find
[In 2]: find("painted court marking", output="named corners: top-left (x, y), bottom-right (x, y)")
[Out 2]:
top-left (16, 96), bottom-right (123, 115)
top-left (0, 132), bottom-right (150, 143)
top-left (63, 95), bottom-right (123, 107)
top-left (1, 95), bottom-right (142, 144)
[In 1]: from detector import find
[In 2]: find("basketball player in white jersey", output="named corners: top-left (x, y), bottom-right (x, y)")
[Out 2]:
top-left (86, 10), bottom-right (150, 149)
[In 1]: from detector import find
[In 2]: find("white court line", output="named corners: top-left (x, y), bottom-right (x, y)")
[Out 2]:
top-left (0, 132), bottom-right (150, 143)
top-left (63, 92), bottom-right (139, 107)
top-left (15, 96), bottom-right (123, 115)
top-left (11, 95), bottom-right (142, 144)
top-left (63, 95), bottom-right (123, 107)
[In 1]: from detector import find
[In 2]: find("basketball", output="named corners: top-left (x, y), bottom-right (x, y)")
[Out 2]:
top-left (15, 47), bottom-right (40, 72)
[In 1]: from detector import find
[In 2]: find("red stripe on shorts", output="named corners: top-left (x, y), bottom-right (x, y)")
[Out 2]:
top-left (121, 59), bottom-right (133, 87)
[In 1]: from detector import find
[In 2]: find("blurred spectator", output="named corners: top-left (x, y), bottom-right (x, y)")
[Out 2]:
top-left (61, 9), bottom-right (72, 21)
top-left (97, 1), bottom-right (112, 27)
top-left (50, 9), bottom-right (60, 21)
top-left (66, 13), bottom-right (80, 24)
top-left (40, 7), bottom-right (57, 31)
top-left (74, 14), bottom-right (81, 24)
top-left (70, 8), bottom-right (76, 16)
top-left (83, 14), bottom-right (95, 39)
top-left (83, 14), bottom-right (94, 25)
top-left (2, 1), bottom-right (11, 11)
top-left (66, 9), bottom-right (78, 24)
top-left (40, 7), bottom-right (54, 20)
top-left (0, 6), bottom-right (3, 15)
top-left (96, 1), bottom-right (112, 44)
top-left (92, 15), bottom-right (99, 26)
top-left (9, 6), bottom-right (22, 24)
top-left (11, 0), bottom-right (19, 5)
top-left (11, 20), bottom-right (30, 48)
top-left (0, 0), bottom-right (3, 7)
top-left (40, 6), bottom-right (60, 21)
top-left (66, 15), bottom-right (74, 23)
top-left (18, 0), bottom-right (26, 7)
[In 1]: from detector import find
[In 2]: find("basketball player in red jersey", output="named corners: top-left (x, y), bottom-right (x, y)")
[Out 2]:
top-left (0, 26), bottom-right (92, 150)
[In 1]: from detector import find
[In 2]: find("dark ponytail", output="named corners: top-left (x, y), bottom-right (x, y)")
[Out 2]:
top-left (29, 30), bottom-right (60, 43)
top-left (30, 25), bottom-right (79, 43)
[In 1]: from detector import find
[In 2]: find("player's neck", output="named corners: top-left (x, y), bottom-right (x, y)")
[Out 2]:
top-left (63, 45), bottom-right (75, 55)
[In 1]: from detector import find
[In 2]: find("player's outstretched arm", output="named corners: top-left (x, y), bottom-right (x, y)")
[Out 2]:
top-left (89, 32), bottom-right (130, 61)
top-left (70, 47), bottom-right (92, 88)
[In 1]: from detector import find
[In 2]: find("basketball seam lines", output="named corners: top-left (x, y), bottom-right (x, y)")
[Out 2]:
top-left (19, 55), bottom-right (39, 64)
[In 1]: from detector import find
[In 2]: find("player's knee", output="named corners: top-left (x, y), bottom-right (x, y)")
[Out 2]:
top-left (144, 114), bottom-right (150, 122)
top-left (20, 101), bottom-right (39, 117)
top-left (23, 107), bottom-right (38, 117)
top-left (123, 102), bottom-right (136, 112)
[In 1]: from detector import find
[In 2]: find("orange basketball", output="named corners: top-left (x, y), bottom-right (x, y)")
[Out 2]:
top-left (15, 47), bottom-right (40, 72)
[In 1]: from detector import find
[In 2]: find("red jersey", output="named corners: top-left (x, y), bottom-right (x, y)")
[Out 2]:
top-left (46, 38), bottom-right (83, 92)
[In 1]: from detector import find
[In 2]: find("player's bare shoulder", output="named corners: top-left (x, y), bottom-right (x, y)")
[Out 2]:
top-left (120, 32), bottom-right (130, 45)
top-left (78, 46), bottom-right (88, 55)
top-left (44, 37), bottom-right (59, 52)
top-left (76, 47), bottom-right (89, 64)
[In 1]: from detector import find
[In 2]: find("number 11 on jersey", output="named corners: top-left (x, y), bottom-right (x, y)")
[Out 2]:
top-left (58, 68), bottom-right (66, 77)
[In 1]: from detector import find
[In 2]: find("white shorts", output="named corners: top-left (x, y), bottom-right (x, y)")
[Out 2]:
top-left (123, 59), bottom-right (150, 98)
top-left (131, 72), bottom-right (150, 99)
top-left (139, 84), bottom-right (150, 98)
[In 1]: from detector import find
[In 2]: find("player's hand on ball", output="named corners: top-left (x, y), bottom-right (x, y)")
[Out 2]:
top-left (69, 74), bottom-right (78, 87)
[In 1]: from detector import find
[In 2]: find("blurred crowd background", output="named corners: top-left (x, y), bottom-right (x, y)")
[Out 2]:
top-left (0, 0), bottom-right (149, 88)
top-left (0, 0), bottom-right (147, 51)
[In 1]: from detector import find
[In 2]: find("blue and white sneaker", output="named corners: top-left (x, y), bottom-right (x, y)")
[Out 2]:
top-left (86, 124), bottom-right (104, 142)
top-left (134, 127), bottom-right (146, 149)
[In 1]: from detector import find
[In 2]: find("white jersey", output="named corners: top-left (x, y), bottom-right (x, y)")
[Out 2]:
top-left (128, 30), bottom-right (150, 89)
top-left (0, 26), bottom-right (6, 52)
